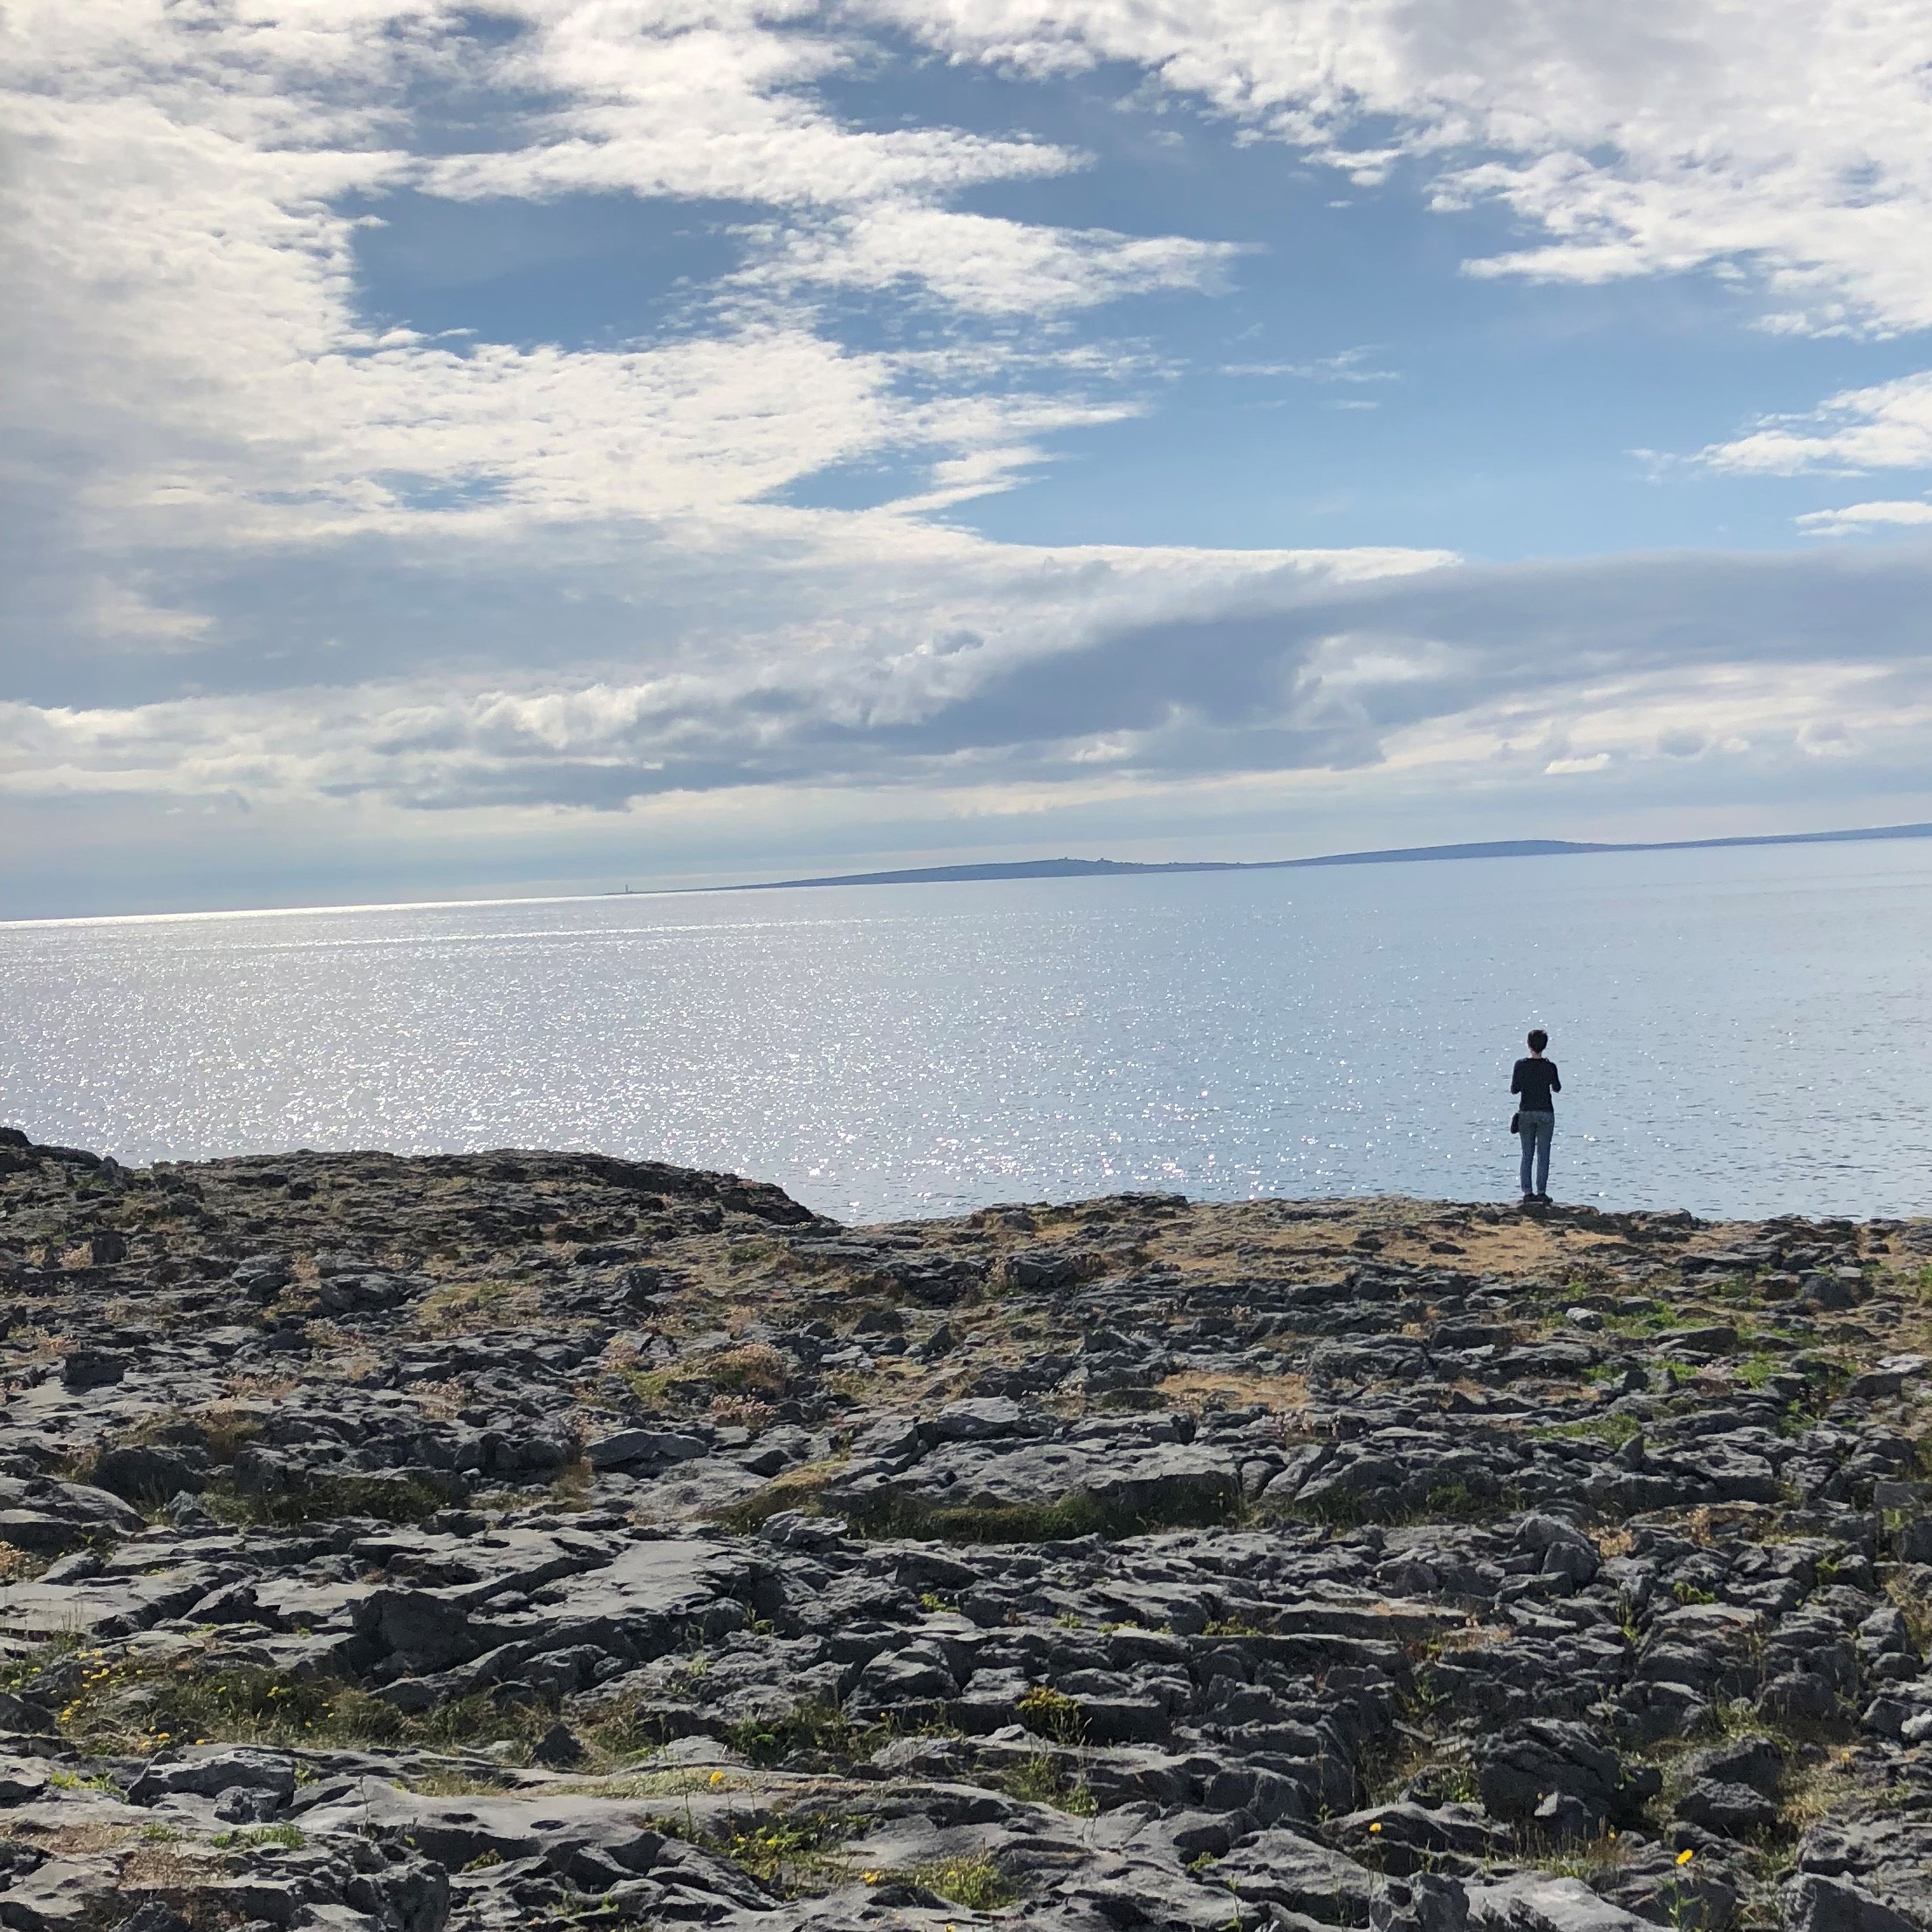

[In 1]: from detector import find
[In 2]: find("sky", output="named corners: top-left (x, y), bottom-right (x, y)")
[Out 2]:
top-left (5, 0), bottom-right (1932, 917)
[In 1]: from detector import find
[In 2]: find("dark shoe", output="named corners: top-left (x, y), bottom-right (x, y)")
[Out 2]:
top-left (1537, 1193), bottom-right (1553, 1205)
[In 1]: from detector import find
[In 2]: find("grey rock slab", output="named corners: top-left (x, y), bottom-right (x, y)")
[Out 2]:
top-left (245, 1577), bottom-right (375, 1630)
top-left (1475, 1720), bottom-right (1644, 1826)
top-left (1786, 1874), bottom-right (1924, 1932)
top-left (586, 1430), bottom-right (708, 1471)
top-left (0, 1857), bottom-right (120, 1932)
top-left (420, 1527), bottom-right (621, 1606)
top-left (1086, 1445), bottom-right (1239, 1518)
top-left (1324, 1802), bottom-right (1504, 1874)
top-left (623, 1458), bottom-right (766, 1520)
top-left (0, 1694), bottom-right (54, 1737)
top-left (1465, 1877), bottom-right (1659, 1932)
top-left (932, 1397), bottom-right (1038, 1441)
top-left (1045, 1856), bottom-right (1263, 1931)
top-left (858, 1437), bottom-right (1243, 1519)
top-left (1211, 1829), bottom-right (1382, 1924)
top-left (0, 1478), bottom-right (143, 1537)
top-left (848, 1417), bottom-right (925, 1465)
top-left (756, 1511), bottom-right (849, 1550)
top-left (1269, 1598), bottom-right (1467, 1644)
top-left (1677, 1777), bottom-right (1778, 1837)
top-left (1683, 1734), bottom-right (1784, 1796)
top-left (297, 1777), bottom-right (755, 1868)
top-left (131, 1747), bottom-right (298, 1804)
top-left (0, 1561), bottom-right (233, 1637)
top-left (1797, 1817), bottom-right (1932, 1922)
top-left (531, 1537), bottom-right (756, 1624)
top-left (840, 1439), bottom-right (1102, 1510)
top-left (92, 1446), bottom-right (208, 1503)
top-left (0, 1758), bottom-right (50, 1804)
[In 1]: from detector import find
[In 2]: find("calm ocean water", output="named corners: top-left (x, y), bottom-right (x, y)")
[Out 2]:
top-left (2, 843), bottom-right (1927, 1222)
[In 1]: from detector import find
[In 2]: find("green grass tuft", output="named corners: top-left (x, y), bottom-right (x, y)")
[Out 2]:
top-left (1016, 1683), bottom-right (1087, 1744)
top-left (903, 1856), bottom-right (1019, 1910)
top-left (212, 1824), bottom-right (306, 1852)
top-left (999, 1751), bottom-right (1099, 1815)
top-left (719, 1699), bottom-right (858, 1768)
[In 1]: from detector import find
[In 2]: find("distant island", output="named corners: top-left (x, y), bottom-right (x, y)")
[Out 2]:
top-left (713, 818), bottom-right (1932, 894)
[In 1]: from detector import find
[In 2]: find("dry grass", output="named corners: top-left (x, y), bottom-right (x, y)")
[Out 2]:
top-left (160, 1401), bottom-right (270, 1459)
top-left (1108, 1193), bottom-right (1671, 1298)
top-left (1888, 1569), bottom-right (1932, 1652)
top-left (120, 1843), bottom-right (229, 1890)
top-left (1157, 1368), bottom-right (1310, 1413)
top-left (1430, 1620), bottom-right (1514, 1656)
top-left (18, 1821), bottom-right (147, 1858)
top-left (415, 1279), bottom-right (540, 1335)
top-left (219, 1376), bottom-right (297, 1403)
top-left (0, 1541), bottom-right (44, 1582)
top-left (551, 1458), bottom-right (595, 1508)
top-left (7, 1327), bottom-right (71, 1367)
top-left (707, 1457), bottom-right (847, 1532)
top-left (704, 1344), bottom-right (791, 1396)
top-left (406, 1378), bottom-right (470, 1421)
top-left (1781, 1750), bottom-right (1873, 1831)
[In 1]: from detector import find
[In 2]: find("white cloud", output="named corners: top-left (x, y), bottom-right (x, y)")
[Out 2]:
top-left (422, 6), bottom-right (1075, 209)
top-left (406, 3), bottom-right (1243, 322)
top-left (86, 585), bottom-right (214, 647)
top-left (0, 532), bottom-right (1450, 808)
top-left (1702, 372), bottom-right (1932, 476)
top-left (741, 204), bottom-right (1246, 316)
top-left (1798, 498), bottom-right (1932, 536)
top-left (870, 0), bottom-right (1932, 338)
top-left (0, 0), bottom-right (1243, 588)
top-left (10, 543), bottom-right (1932, 830)
top-left (1219, 349), bottom-right (1398, 383)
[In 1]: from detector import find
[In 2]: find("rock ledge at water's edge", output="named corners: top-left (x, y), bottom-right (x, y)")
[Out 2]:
top-left (1, 1129), bottom-right (1930, 1932)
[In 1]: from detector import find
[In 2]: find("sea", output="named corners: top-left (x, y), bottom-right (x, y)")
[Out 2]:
top-left (3, 840), bottom-right (1928, 1225)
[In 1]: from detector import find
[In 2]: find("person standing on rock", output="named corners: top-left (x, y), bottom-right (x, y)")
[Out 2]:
top-left (1512, 1028), bottom-right (1560, 1206)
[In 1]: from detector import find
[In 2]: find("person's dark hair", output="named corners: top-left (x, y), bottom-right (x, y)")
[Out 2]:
top-left (1526, 1028), bottom-right (1548, 1054)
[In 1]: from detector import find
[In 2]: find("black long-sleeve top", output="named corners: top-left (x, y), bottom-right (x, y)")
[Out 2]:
top-left (1512, 1056), bottom-right (1560, 1112)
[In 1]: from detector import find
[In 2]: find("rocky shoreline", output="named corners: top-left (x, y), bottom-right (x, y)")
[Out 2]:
top-left (2, 1130), bottom-right (1931, 1932)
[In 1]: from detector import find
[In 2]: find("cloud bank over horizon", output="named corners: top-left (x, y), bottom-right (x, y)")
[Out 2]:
top-left (5, 0), bottom-right (1932, 915)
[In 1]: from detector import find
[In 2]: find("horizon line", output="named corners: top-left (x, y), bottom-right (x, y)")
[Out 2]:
top-left (720, 818), bottom-right (1932, 893)
top-left (6, 815), bottom-right (1932, 928)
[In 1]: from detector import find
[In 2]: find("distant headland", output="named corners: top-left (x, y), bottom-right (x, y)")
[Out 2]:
top-left (701, 817), bottom-right (1932, 895)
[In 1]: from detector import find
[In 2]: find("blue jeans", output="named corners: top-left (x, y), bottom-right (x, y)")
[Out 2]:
top-left (1518, 1111), bottom-right (1553, 1196)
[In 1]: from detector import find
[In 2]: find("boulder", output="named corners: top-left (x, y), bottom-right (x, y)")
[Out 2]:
top-left (91, 1446), bottom-right (208, 1504)
top-left (0, 1859), bottom-right (120, 1932)
top-left (1475, 1720), bottom-right (1651, 1827)
top-left (58, 1350), bottom-right (127, 1390)
top-left (1677, 1777), bottom-right (1778, 1837)
top-left (131, 1748), bottom-right (297, 1804)
top-left (1785, 1874), bottom-right (1922, 1932)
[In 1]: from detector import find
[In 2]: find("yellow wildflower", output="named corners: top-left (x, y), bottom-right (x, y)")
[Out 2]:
top-left (1676, 1849), bottom-right (1696, 1867)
